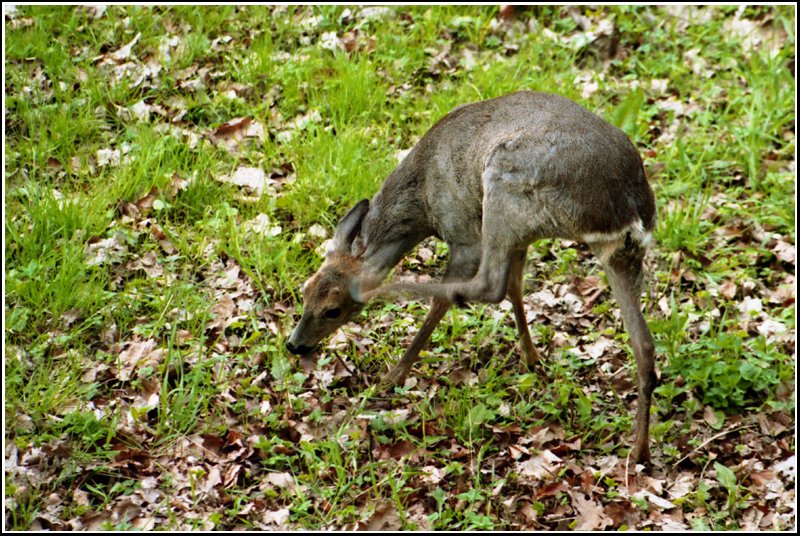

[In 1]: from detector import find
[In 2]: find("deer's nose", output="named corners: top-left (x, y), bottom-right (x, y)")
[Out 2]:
top-left (286, 340), bottom-right (313, 355)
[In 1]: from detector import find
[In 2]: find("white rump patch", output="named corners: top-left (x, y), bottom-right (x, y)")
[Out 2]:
top-left (582, 219), bottom-right (653, 263)
top-left (582, 219), bottom-right (652, 246)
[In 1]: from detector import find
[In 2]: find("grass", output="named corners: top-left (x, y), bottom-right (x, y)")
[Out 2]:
top-left (4, 4), bottom-right (796, 531)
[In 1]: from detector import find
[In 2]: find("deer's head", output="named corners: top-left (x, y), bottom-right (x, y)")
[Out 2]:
top-left (286, 200), bottom-right (371, 355)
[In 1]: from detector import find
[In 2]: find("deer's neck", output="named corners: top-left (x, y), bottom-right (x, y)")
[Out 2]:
top-left (359, 157), bottom-right (433, 278)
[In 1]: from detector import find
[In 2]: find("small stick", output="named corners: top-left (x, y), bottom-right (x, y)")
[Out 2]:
top-left (671, 424), bottom-right (755, 468)
top-left (333, 350), bottom-right (361, 381)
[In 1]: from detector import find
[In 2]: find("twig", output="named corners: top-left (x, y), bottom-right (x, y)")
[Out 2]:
top-left (671, 424), bottom-right (756, 468)
top-left (333, 350), bottom-right (362, 382)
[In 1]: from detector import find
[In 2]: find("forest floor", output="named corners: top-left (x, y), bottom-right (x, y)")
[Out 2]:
top-left (4, 5), bottom-right (796, 530)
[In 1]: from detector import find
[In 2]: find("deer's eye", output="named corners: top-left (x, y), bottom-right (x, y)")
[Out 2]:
top-left (324, 307), bottom-right (342, 319)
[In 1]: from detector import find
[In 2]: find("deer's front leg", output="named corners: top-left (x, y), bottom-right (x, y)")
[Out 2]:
top-left (380, 243), bottom-right (481, 387)
top-left (381, 297), bottom-right (450, 387)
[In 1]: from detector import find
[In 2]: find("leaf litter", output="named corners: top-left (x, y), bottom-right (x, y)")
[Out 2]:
top-left (4, 4), bottom-right (795, 532)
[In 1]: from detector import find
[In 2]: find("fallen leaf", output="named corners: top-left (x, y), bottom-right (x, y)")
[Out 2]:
top-left (217, 167), bottom-right (268, 196)
top-left (117, 339), bottom-right (165, 381)
top-left (85, 234), bottom-right (127, 266)
top-left (245, 214), bottom-right (282, 237)
top-left (703, 406), bottom-right (725, 430)
top-left (125, 250), bottom-right (163, 278)
top-left (215, 116), bottom-right (252, 136)
top-left (737, 296), bottom-right (763, 316)
top-left (570, 491), bottom-right (611, 530)
top-left (667, 473), bottom-right (695, 499)
top-left (358, 501), bottom-right (402, 531)
top-left (110, 33), bottom-right (141, 62)
top-left (572, 337), bottom-right (614, 360)
top-left (773, 455), bottom-right (795, 478)
top-left (772, 240), bottom-right (795, 264)
top-left (517, 449), bottom-right (563, 480)
top-left (632, 489), bottom-right (677, 510)
top-left (536, 481), bottom-right (569, 499)
top-left (719, 280), bottom-right (738, 300)
top-left (261, 508), bottom-right (290, 527)
top-left (97, 148), bottom-right (121, 167)
top-left (262, 472), bottom-right (297, 491)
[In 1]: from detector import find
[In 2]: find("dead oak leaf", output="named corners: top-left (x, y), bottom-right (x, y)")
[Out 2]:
top-left (262, 471), bottom-right (298, 492)
top-left (569, 491), bottom-right (612, 531)
top-left (259, 508), bottom-right (291, 527)
top-left (215, 116), bottom-right (252, 136)
top-left (719, 279), bottom-right (738, 300)
top-left (245, 214), bottom-right (282, 237)
top-left (149, 223), bottom-right (175, 254)
top-left (125, 250), bottom-right (164, 278)
top-left (97, 148), bottom-right (121, 167)
top-left (372, 439), bottom-right (417, 461)
top-left (519, 425), bottom-right (562, 449)
top-left (134, 186), bottom-right (160, 213)
top-left (535, 480), bottom-right (570, 499)
top-left (209, 117), bottom-right (266, 153)
top-left (116, 339), bottom-right (166, 381)
top-left (206, 294), bottom-right (238, 333)
top-left (571, 337), bottom-right (615, 360)
top-left (517, 449), bottom-right (563, 480)
top-left (632, 489), bottom-right (677, 510)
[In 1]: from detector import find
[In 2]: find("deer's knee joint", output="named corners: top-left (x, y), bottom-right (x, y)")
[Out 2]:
top-left (482, 286), bottom-right (506, 304)
top-left (454, 279), bottom-right (506, 304)
top-left (451, 290), bottom-right (468, 307)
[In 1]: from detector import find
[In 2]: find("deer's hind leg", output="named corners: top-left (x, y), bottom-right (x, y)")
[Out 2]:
top-left (593, 238), bottom-right (656, 464)
top-left (506, 249), bottom-right (543, 368)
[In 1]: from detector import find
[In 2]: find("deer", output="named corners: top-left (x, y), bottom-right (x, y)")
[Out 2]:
top-left (286, 91), bottom-right (657, 463)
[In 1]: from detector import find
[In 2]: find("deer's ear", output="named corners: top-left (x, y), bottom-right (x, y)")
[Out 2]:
top-left (329, 199), bottom-right (369, 256)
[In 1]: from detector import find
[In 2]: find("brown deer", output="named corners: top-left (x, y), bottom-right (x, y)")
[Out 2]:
top-left (286, 91), bottom-right (657, 463)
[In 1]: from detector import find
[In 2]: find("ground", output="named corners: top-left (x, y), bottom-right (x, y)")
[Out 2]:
top-left (4, 5), bottom-right (796, 530)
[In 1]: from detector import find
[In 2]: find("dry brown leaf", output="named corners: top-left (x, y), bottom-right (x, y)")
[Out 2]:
top-left (116, 339), bottom-right (165, 381)
top-left (517, 449), bottom-right (563, 480)
top-left (97, 148), bottom-right (121, 167)
top-left (209, 117), bottom-right (265, 152)
top-left (358, 501), bottom-right (402, 531)
top-left (569, 491), bottom-right (612, 531)
top-left (126, 250), bottom-right (164, 278)
top-left (215, 116), bottom-right (252, 136)
top-left (572, 337), bottom-right (614, 360)
top-left (149, 223), bottom-right (175, 254)
top-left (632, 489), bottom-right (677, 510)
top-left (536, 481), bottom-right (569, 499)
top-left (245, 214), bottom-right (282, 237)
top-left (719, 279), bottom-right (738, 300)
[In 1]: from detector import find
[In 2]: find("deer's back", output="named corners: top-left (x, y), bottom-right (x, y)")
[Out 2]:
top-left (406, 91), bottom-right (655, 245)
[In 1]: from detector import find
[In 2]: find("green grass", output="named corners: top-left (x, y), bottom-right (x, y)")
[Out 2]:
top-left (5, 4), bottom-right (796, 531)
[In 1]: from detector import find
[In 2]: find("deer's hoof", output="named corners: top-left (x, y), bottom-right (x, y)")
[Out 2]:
top-left (378, 367), bottom-right (409, 390)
